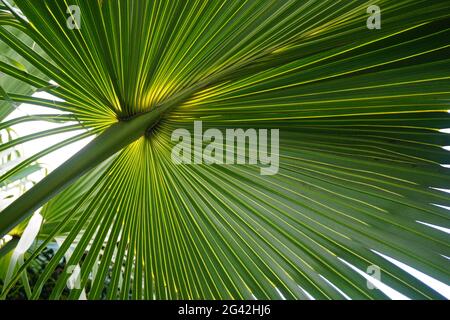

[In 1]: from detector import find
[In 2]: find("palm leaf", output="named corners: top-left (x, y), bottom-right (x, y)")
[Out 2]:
top-left (0, 0), bottom-right (449, 299)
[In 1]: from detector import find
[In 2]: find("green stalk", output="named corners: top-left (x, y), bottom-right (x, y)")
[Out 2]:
top-left (0, 105), bottom-right (167, 238)
top-left (0, 48), bottom-right (274, 238)
top-left (0, 236), bottom-right (19, 258)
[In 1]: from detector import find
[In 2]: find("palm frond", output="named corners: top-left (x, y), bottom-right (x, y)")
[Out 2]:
top-left (0, 0), bottom-right (449, 300)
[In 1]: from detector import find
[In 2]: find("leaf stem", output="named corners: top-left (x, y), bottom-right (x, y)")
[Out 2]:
top-left (0, 105), bottom-right (167, 238)
top-left (0, 236), bottom-right (19, 258)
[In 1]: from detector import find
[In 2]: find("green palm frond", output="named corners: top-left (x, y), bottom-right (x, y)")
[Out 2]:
top-left (0, 2), bottom-right (49, 120)
top-left (0, 0), bottom-right (449, 300)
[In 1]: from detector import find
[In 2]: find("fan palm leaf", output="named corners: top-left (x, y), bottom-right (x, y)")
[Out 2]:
top-left (0, 0), bottom-right (449, 299)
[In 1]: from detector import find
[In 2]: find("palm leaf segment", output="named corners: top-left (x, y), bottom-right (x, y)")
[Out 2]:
top-left (0, 0), bottom-right (450, 299)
